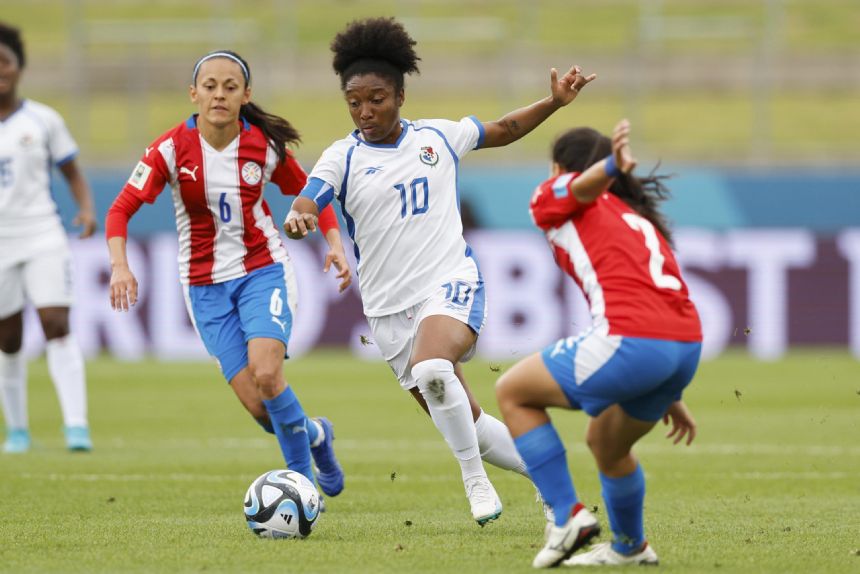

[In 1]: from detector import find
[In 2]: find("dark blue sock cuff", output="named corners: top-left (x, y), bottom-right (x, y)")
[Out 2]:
top-left (514, 423), bottom-right (566, 469)
top-left (599, 464), bottom-right (645, 499)
top-left (263, 387), bottom-right (305, 425)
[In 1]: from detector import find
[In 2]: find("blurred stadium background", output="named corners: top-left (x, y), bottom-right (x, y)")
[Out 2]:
top-left (5, 0), bottom-right (859, 362)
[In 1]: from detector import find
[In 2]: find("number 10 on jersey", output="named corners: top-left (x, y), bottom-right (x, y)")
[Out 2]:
top-left (393, 177), bottom-right (429, 218)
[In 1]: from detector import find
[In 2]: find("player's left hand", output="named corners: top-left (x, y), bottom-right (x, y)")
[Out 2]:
top-left (324, 247), bottom-right (352, 293)
top-left (74, 209), bottom-right (97, 238)
top-left (551, 65), bottom-right (597, 107)
top-left (662, 400), bottom-right (697, 445)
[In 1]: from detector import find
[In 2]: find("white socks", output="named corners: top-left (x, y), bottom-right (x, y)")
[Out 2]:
top-left (475, 410), bottom-right (529, 476)
top-left (0, 351), bottom-right (28, 430)
top-left (46, 335), bottom-right (88, 428)
top-left (412, 359), bottom-right (486, 481)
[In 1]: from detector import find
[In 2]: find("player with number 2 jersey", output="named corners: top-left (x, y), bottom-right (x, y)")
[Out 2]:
top-left (496, 119), bottom-right (702, 568)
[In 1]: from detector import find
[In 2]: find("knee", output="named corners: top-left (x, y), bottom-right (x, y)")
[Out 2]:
top-left (494, 373), bottom-right (518, 417)
top-left (0, 333), bottom-right (22, 354)
top-left (41, 315), bottom-right (70, 341)
top-left (411, 359), bottom-right (454, 403)
top-left (586, 429), bottom-right (627, 470)
top-left (249, 362), bottom-right (282, 397)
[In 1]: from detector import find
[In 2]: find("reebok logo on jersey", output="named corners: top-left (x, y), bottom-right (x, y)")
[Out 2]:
top-left (128, 161), bottom-right (152, 190)
top-left (419, 146), bottom-right (439, 166)
top-left (365, 166), bottom-right (384, 175)
top-left (179, 165), bottom-right (199, 182)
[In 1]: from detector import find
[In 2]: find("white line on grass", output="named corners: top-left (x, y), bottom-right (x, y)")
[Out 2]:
top-left (99, 438), bottom-right (860, 457)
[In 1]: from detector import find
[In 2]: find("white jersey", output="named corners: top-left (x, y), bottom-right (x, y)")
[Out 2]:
top-left (0, 99), bottom-right (78, 265)
top-left (303, 117), bottom-right (484, 316)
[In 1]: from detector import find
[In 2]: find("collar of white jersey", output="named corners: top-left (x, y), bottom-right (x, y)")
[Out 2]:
top-left (351, 119), bottom-right (410, 149)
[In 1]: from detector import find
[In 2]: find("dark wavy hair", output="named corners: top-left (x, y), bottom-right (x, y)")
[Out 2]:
top-left (0, 22), bottom-right (25, 69)
top-left (192, 50), bottom-right (299, 165)
top-left (330, 17), bottom-right (420, 91)
top-left (552, 127), bottom-right (675, 245)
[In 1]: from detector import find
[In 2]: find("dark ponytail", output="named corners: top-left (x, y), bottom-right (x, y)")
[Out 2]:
top-left (552, 127), bottom-right (675, 246)
top-left (192, 50), bottom-right (300, 165)
top-left (240, 101), bottom-right (301, 165)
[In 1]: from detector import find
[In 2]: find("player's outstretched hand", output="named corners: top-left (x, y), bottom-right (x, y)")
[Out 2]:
top-left (662, 400), bottom-right (697, 446)
top-left (284, 210), bottom-right (318, 240)
top-left (324, 247), bottom-right (352, 293)
top-left (74, 208), bottom-right (98, 239)
top-left (109, 265), bottom-right (138, 312)
top-left (611, 119), bottom-right (637, 175)
top-left (550, 65), bottom-right (597, 107)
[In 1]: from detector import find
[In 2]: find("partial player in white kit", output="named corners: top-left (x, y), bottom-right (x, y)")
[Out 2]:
top-left (285, 17), bottom-right (596, 525)
top-left (0, 23), bottom-right (95, 453)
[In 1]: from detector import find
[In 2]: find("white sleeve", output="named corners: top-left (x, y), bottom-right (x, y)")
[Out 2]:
top-left (417, 116), bottom-right (485, 159)
top-left (307, 141), bottom-right (349, 191)
top-left (44, 108), bottom-right (79, 166)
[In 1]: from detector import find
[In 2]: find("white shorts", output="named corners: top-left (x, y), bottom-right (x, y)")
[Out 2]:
top-left (368, 270), bottom-right (487, 390)
top-left (0, 247), bottom-right (73, 319)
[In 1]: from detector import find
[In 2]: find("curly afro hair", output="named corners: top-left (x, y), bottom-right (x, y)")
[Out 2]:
top-left (0, 22), bottom-right (25, 69)
top-left (330, 17), bottom-right (420, 91)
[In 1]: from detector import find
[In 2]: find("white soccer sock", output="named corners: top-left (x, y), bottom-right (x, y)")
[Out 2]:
top-left (475, 410), bottom-right (529, 476)
top-left (46, 335), bottom-right (88, 428)
top-left (0, 351), bottom-right (28, 430)
top-left (412, 359), bottom-right (486, 481)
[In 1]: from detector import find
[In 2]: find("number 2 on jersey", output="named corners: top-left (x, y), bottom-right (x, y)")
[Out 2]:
top-left (621, 213), bottom-right (682, 290)
top-left (393, 177), bottom-right (429, 218)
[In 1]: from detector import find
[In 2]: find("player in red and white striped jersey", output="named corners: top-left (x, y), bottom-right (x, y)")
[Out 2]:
top-left (496, 120), bottom-right (701, 567)
top-left (105, 51), bottom-right (349, 499)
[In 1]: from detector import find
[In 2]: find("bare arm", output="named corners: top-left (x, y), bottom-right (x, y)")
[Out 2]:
top-left (481, 65), bottom-right (597, 149)
top-left (58, 159), bottom-right (97, 238)
top-left (107, 236), bottom-right (138, 311)
top-left (323, 228), bottom-right (352, 293)
top-left (568, 119), bottom-right (638, 204)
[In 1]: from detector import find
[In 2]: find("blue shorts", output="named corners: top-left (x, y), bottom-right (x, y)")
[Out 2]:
top-left (186, 262), bottom-right (296, 382)
top-left (541, 328), bottom-right (702, 422)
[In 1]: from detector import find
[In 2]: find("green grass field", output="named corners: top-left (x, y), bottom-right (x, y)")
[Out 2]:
top-left (0, 350), bottom-right (857, 573)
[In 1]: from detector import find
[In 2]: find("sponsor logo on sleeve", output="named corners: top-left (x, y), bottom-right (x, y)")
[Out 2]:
top-left (128, 161), bottom-right (152, 190)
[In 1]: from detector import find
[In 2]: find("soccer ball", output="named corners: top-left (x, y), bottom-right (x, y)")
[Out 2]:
top-left (243, 469), bottom-right (320, 539)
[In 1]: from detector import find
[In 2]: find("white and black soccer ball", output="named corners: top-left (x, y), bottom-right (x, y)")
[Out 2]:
top-left (243, 470), bottom-right (320, 539)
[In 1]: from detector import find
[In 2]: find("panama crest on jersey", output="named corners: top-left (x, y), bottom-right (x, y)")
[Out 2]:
top-left (419, 146), bottom-right (439, 167)
top-left (242, 161), bottom-right (262, 185)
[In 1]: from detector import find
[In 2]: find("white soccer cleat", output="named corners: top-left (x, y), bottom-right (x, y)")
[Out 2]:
top-left (532, 505), bottom-right (600, 568)
top-left (464, 475), bottom-right (503, 526)
top-left (563, 541), bottom-right (659, 567)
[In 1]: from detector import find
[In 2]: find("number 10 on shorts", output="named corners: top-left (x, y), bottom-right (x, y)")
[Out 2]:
top-left (442, 281), bottom-right (472, 306)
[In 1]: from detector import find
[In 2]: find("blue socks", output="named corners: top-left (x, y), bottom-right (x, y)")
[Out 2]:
top-left (514, 423), bottom-right (578, 527)
top-left (305, 416), bottom-right (320, 446)
top-left (262, 386), bottom-right (314, 485)
top-left (600, 464), bottom-right (646, 554)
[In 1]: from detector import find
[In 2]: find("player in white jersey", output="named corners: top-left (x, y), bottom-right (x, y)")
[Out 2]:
top-left (0, 23), bottom-right (95, 453)
top-left (285, 17), bottom-right (596, 525)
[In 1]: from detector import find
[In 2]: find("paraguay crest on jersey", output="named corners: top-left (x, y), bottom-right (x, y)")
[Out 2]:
top-left (419, 146), bottom-right (439, 166)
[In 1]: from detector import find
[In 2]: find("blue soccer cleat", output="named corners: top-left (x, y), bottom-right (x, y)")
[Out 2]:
top-left (65, 426), bottom-right (93, 452)
top-left (309, 417), bottom-right (344, 496)
top-left (3, 428), bottom-right (31, 454)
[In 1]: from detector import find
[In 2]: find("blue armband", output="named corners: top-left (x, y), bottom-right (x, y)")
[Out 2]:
top-left (299, 177), bottom-right (335, 211)
top-left (604, 155), bottom-right (621, 178)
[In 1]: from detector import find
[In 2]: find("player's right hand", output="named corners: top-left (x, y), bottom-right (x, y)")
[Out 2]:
top-left (109, 265), bottom-right (138, 312)
top-left (612, 119), bottom-right (637, 175)
top-left (284, 210), bottom-right (318, 240)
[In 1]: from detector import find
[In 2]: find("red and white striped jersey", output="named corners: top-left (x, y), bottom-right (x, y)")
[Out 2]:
top-left (530, 173), bottom-right (702, 342)
top-left (121, 116), bottom-right (336, 286)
